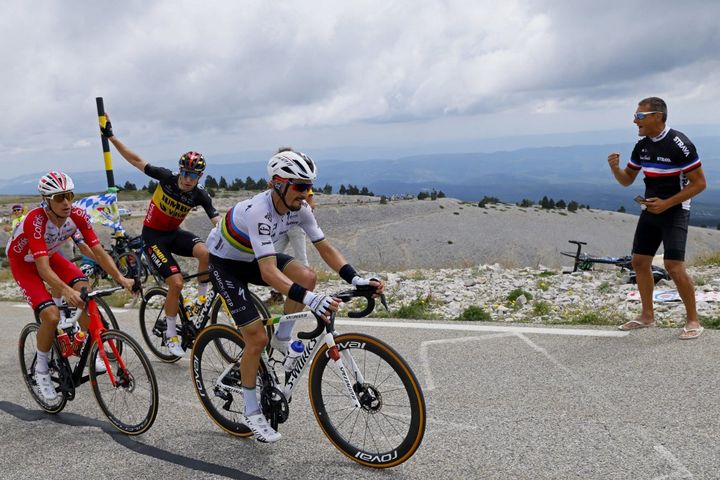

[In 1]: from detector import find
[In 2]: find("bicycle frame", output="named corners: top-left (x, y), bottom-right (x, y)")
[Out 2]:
top-left (55, 289), bottom-right (129, 393)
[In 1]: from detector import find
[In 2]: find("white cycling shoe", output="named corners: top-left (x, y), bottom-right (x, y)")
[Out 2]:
top-left (165, 334), bottom-right (185, 357)
top-left (243, 412), bottom-right (281, 443)
top-left (34, 371), bottom-right (58, 401)
top-left (94, 355), bottom-right (107, 373)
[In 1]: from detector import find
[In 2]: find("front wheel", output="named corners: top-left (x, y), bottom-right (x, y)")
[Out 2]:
top-left (308, 333), bottom-right (426, 468)
top-left (191, 324), bottom-right (270, 437)
top-left (90, 330), bottom-right (159, 435)
top-left (18, 323), bottom-right (68, 413)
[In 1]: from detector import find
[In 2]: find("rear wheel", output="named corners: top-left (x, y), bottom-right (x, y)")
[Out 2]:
top-left (138, 287), bottom-right (182, 363)
top-left (308, 333), bottom-right (426, 468)
top-left (191, 324), bottom-right (270, 437)
top-left (90, 330), bottom-right (159, 435)
top-left (18, 323), bottom-right (68, 413)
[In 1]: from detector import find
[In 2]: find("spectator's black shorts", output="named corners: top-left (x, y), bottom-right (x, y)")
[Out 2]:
top-left (632, 207), bottom-right (690, 261)
top-left (208, 253), bottom-right (294, 327)
top-left (142, 226), bottom-right (203, 279)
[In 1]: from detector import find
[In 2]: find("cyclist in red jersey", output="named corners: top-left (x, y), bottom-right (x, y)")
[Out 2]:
top-left (7, 172), bottom-right (136, 400)
top-left (101, 114), bottom-right (220, 357)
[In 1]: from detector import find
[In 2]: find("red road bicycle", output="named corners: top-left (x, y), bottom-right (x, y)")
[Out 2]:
top-left (18, 285), bottom-right (159, 435)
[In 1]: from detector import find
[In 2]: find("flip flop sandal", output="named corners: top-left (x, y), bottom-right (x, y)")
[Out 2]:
top-left (679, 326), bottom-right (704, 340)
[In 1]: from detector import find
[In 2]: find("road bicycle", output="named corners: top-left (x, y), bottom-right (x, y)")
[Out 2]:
top-left (561, 240), bottom-right (669, 284)
top-left (138, 270), bottom-right (269, 363)
top-left (18, 285), bottom-right (159, 435)
top-left (72, 233), bottom-right (162, 289)
top-left (191, 286), bottom-right (426, 468)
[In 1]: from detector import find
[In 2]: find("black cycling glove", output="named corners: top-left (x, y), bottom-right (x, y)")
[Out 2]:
top-left (100, 120), bottom-right (114, 138)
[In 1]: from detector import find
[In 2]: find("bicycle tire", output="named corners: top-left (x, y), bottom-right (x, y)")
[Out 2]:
top-left (209, 291), bottom-right (272, 363)
top-left (191, 324), bottom-right (269, 438)
top-left (18, 323), bottom-right (68, 413)
top-left (138, 287), bottom-right (182, 363)
top-left (308, 333), bottom-right (426, 468)
top-left (116, 251), bottom-right (145, 282)
top-left (90, 329), bottom-right (159, 435)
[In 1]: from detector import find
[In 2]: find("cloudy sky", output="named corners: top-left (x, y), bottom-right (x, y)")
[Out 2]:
top-left (2, 0), bottom-right (719, 177)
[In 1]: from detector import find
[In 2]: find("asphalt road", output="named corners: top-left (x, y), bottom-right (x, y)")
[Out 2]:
top-left (1, 300), bottom-right (718, 479)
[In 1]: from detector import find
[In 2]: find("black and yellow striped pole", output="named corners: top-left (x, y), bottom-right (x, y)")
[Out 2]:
top-left (96, 97), bottom-right (117, 192)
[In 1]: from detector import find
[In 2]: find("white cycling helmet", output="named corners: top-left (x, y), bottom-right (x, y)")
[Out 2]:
top-left (38, 171), bottom-right (75, 196)
top-left (267, 151), bottom-right (317, 181)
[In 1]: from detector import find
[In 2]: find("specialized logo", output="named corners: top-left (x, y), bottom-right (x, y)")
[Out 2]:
top-left (673, 136), bottom-right (691, 157)
top-left (237, 286), bottom-right (248, 301)
top-left (258, 223), bottom-right (271, 235)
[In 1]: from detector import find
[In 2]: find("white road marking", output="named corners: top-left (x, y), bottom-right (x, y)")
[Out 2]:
top-left (337, 319), bottom-right (629, 337)
top-left (652, 445), bottom-right (694, 479)
top-left (420, 333), bottom-right (516, 391)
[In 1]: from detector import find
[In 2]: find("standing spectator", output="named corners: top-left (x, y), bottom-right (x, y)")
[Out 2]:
top-left (608, 97), bottom-right (706, 339)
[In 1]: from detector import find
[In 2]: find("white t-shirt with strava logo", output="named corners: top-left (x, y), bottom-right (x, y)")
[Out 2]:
top-left (206, 190), bottom-right (324, 262)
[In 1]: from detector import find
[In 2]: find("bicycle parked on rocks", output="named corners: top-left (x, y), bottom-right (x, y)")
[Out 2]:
top-left (190, 285), bottom-right (426, 468)
top-left (561, 240), bottom-right (669, 284)
top-left (138, 270), bottom-right (269, 362)
top-left (72, 233), bottom-right (162, 289)
top-left (18, 284), bottom-right (159, 435)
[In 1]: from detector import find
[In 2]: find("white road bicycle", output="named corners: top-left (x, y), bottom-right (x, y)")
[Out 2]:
top-left (190, 286), bottom-right (426, 468)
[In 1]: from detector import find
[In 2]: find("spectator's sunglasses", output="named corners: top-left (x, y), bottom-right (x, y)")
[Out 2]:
top-left (46, 192), bottom-right (75, 203)
top-left (634, 111), bottom-right (660, 120)
top-left (180, 169), bottom-right (202, 180)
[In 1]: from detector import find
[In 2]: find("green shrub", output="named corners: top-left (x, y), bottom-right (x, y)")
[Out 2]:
top-left (394, 295), bottom-right (438, 319)
top-left (506, 288), bottom-right (533, 303)
top-left (457, 305), bottom-right (491, 321)
top-left (532, 301), bottom-right (551, 316)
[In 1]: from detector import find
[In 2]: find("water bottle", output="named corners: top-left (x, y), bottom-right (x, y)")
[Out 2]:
top-left (183, 297), bottom-right (194, 317)
top-left (72, 330), bottom-right (86, 356)
top-left (283, 340), bottom-right (305, 373)
top-left (57, 328), bottom-right (73, 358)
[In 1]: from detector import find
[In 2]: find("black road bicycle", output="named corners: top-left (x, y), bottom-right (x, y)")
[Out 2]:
top-left (138, 270), bottom-right (269, 363)
top-left (561, 240), bottom-right (670, 284)
top-left (19, 285), bottom-right (159, 435)
top-left (191, 286), bottom-right (426, 468)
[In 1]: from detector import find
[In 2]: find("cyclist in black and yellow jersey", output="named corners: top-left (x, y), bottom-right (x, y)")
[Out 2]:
top-left (101, 114), bottom-right (220, 357)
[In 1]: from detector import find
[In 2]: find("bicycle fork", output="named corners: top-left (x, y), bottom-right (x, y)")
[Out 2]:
top-left (325, 332), bottom-right (361, 409)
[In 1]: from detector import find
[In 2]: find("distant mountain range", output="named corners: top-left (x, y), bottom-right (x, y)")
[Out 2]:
top-left (3, 136), bottom-right (720, 226)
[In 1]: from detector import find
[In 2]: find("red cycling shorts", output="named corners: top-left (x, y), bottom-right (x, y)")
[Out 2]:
top-left (10, 253), bottom-right (87, 313)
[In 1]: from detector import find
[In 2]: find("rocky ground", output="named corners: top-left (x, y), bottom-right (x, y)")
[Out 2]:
top-left (3, 194), bottom-right (720, 327)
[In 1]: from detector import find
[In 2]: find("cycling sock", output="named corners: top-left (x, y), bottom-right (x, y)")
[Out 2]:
top-left (198, 282), bottom-right (209, 297)
top-left (275, 321), bottom-right (295, 340)
top-left (242, 386), bottom-right (259, 415)
top-left (165, 314), bottom-right (178, 337)
top-left (35, 350), bottom-right (50, 374)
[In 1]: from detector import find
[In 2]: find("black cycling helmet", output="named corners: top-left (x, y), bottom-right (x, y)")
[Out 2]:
top-left (179, 151), bottom-right (206, 173)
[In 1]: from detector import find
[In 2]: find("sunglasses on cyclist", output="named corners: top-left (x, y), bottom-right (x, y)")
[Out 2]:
top-left (12, 208), bottom-right (22, 213)
top-left (634, 111), bottom-right (660, 120)
top-left (288, 180), bottom-right (313, 192)
top-left (46, 192), bottom-right (75, 203)
top-left (180, 170), bottom-right (202, 180)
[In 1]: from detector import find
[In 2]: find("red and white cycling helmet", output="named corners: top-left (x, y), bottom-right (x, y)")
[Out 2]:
top-left (38, 171), bottom-right (75, 196)
top-left (267, 150), bottom-right (317, 181)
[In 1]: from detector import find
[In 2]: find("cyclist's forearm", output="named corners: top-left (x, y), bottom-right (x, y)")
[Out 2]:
top-left (78, 242), bottom-right (96, 260)
top-left (611, 167), bottom-right (635, 186)
top-left (315, 240), bottom-right (347, 272)
top-left (91, 244), bottom-right (126, 283)
top-left (108, 136), bottom-right (148, 172)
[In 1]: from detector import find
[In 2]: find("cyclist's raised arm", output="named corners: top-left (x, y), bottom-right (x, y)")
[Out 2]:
top-left (197, 185), bottom-right (220, 225)
top-left (100, 114), bottom-right (149, 172)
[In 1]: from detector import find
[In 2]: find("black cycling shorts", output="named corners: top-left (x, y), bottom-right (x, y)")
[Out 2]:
top-left (208, 253), bottom-right (294, 327)
top-left (142, 226), bottom-right (203, 279)
top-left (632, 207), bottom-right (690, 261)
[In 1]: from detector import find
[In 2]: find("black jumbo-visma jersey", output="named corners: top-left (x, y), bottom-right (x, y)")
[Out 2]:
top-left (142, 164), bottom-right (218, 231)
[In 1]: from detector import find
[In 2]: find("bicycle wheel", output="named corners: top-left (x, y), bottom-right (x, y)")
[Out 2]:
top-left (308, 333), bottom-right (426, 468)
top-left (138, 287), bottom-right (182, 363)
top-left (116, 251), bottom-right (144, 281)
top-left (90, 329), bottom-right (159, 435)
top-left (209, 291), bottom-right (271, 362)
top-left (18, 323), bottom-right (68, 413)
top-left (191, 324), bottom-right (269, 437)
